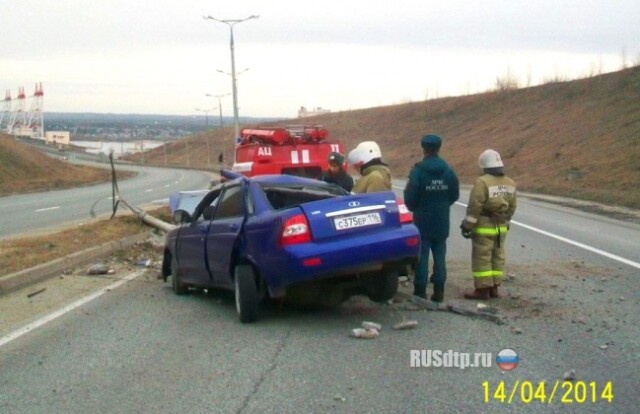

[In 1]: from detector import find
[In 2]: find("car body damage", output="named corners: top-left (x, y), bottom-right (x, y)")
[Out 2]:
top-left (163, 171), bottom-right (420, 322)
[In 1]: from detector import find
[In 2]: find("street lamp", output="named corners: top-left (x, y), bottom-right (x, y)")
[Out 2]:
top-left (204, 14), bottom-right (259, 165)
top-left (196, 107), bottom-right (217, 167)
top-left (205, 93), bottom-right (231, 128)
top-left (195, 107), bottom-right (216, 128)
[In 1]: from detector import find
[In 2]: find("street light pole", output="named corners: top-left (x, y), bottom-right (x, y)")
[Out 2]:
top-left (196, 107), bottom-right (217, 167)
top-left (205, 93), bottom-right (231, 128)
top-left (195, 107), bottom-right (216, 128)
top-left (204, 14), bottom-right (259, 165)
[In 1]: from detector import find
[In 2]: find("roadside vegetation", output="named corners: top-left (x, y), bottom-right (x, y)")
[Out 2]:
top-left (0, 207), bottom-right (171, 277)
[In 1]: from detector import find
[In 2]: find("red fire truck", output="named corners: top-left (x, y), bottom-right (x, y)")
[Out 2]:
top-left (231, 125), bottom-right (344, 178)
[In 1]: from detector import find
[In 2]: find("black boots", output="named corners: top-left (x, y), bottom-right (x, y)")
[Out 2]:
top-left (463, 288), bottom-right (490, 300)
top-left (414, 284), bottom-right (445, 302)
top-left (431, 285), bottom-right (445, 302)
top-left (489, 285), bottom-right (501, 298)
top-left (413, 284), bottom-right (427, 299)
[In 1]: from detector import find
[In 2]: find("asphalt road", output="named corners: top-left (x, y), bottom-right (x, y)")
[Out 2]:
top-left (0, 181), bottom-right (638, 413)
top-left (0, 162), bottom-right (213, 239)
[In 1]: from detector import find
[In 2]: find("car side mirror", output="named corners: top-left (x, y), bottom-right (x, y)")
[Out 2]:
top-left (173, 209), bottom-right (192, 224)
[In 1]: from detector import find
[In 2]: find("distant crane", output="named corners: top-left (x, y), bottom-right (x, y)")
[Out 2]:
top-left (0, 82), bottom-right (44, 138)
top-left (0, 90), bottom-right (11, 133)
top-left (26, 83), bottom-right (44, 139)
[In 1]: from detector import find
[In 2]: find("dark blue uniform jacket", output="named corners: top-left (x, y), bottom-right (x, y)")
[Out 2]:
top-left (404, 156), bottom-right (460, 240)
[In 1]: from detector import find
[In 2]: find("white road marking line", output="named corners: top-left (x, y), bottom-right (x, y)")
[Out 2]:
top-left (394, 183), bottom-right (640, 270)
top-left (0, 270), bottom-right (144, 349)
top-left (35, 206), bottom-right (60, 213)
top-left (509, 219), bottom-right (640, 270)
top-left (453, 201), bottom-right (640, 271)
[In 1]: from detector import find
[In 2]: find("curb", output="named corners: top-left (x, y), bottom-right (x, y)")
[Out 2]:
top-left (0, 232), bottom-right (152, 294)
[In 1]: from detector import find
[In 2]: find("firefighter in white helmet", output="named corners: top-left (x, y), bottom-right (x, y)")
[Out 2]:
top-left (347, 141), bottom-right (392, 193)
top-left (460, 149), bottom-right (517, 300)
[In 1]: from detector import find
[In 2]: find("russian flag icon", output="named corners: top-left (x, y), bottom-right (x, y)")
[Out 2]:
top-left (496, 349), bottom-right (519, 371)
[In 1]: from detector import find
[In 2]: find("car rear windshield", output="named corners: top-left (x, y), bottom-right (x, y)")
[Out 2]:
top-left (260, 183), bottom-right (348, 210)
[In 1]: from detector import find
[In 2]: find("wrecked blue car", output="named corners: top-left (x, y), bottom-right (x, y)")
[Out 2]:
top-left (162, 171), bottom-right (420, 323)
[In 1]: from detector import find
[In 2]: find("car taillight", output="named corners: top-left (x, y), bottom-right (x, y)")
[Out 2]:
top-left (280, 214), bottom-right (311, 245)
top-left (405, 236), bottom-right (420, 247)
top-left (398, 202), bottom-right (413, 224)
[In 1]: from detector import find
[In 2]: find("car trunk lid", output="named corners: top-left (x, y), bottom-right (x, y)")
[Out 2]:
top-left (298, 191), bottom-right (400, 241)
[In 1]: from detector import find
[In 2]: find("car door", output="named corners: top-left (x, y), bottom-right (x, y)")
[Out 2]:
top-left (206, 184), bottom-right (247, 285)
top-left (176, 189), bottom-right (221, 285)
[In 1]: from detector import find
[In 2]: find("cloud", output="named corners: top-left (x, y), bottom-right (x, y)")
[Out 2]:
top-left (1, 0), bottom-right (638, 116)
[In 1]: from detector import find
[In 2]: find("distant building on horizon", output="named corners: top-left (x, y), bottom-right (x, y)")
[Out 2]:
top-left (45, 131), bottom-right (70, 146)
top-left (298, 106), bottom-right (331, 118)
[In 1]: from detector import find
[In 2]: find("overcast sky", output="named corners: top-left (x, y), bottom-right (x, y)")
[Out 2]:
top-left (1, 0), bottom-right (638, 118)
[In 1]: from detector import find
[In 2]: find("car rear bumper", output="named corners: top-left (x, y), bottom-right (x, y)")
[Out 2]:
top-left (263, 225), bottom-right (420, 292)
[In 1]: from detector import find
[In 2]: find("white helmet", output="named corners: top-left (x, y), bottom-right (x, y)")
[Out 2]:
top-left (348, 141), bottom-right (382, 168)
top-left (478, 149), bottom-right (504, 169)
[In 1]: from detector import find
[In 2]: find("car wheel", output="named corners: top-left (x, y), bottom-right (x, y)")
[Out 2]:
top-left (234, 264), bottom-right (258, 323)
top-left (366, 268), bottom-right (399, 302)
top-left (171, 256), bottom-right (188, 295)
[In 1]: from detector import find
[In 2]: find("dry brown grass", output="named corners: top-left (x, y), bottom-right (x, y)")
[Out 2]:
top-left (129, 67), bottom-right (640, 209)
top-left (0, 207), bottom-right (171, 276)
top-left (0, 136), bottom-right (115, 196)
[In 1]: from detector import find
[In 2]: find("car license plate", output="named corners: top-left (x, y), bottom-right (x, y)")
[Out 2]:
top-left (334, 212), bottom-right (382, 231)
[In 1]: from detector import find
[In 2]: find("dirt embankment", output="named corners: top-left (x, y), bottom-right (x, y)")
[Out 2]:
top-left (0, 136), bottom-right (113, 196)
top-left (130, 67), bottom-right (640, 209)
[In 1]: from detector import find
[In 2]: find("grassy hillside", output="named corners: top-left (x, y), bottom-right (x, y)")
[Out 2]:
top-left (0, 136), bottom-right (112, 196)
top-left (130, 67), bottom-right (640, 209)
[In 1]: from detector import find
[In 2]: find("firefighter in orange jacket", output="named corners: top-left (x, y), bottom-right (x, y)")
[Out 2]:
top-left (460, 149), bottom-right (517, 300)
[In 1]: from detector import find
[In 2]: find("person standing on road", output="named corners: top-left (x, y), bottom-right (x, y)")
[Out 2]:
top-left (321, 151), bottom-right (354, 192)
top-left (347, 141), bottom-right (392, 193)
top-left (404, 134), bottom-right (460, 302)
top-left (460, 149), bottom-right (517, 300)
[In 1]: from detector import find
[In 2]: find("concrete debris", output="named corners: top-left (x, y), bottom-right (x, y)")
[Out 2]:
top-left (445, 303), bottom-right (506, 325)
top-left (393, 320), bottom-right (418, 330)
top-left (600, 345), bottom-right (608, 349)
top-left (87, 263), bottom-right (110, 275)
top-left (563, 369), bottom-right (576, 381)
top-left (351, 328), bottom-right (379, 339)
top-left (390, 293), bottom-right (505, 325)
top-left (136, 259), bottom-right (152, 267)
top-left (362, 321), bottom-right (382, 331)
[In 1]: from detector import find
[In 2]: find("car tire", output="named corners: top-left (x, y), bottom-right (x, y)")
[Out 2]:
top-left (366, 268), bottom-right (399, 302)
top-left (171, 256), bottom-right (188, 295)
top-left (235, 264), bottom-right (258, 323)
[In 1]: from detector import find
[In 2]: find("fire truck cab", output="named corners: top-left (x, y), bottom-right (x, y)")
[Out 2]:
top-left (231, 125), bottom-right (344, 178)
